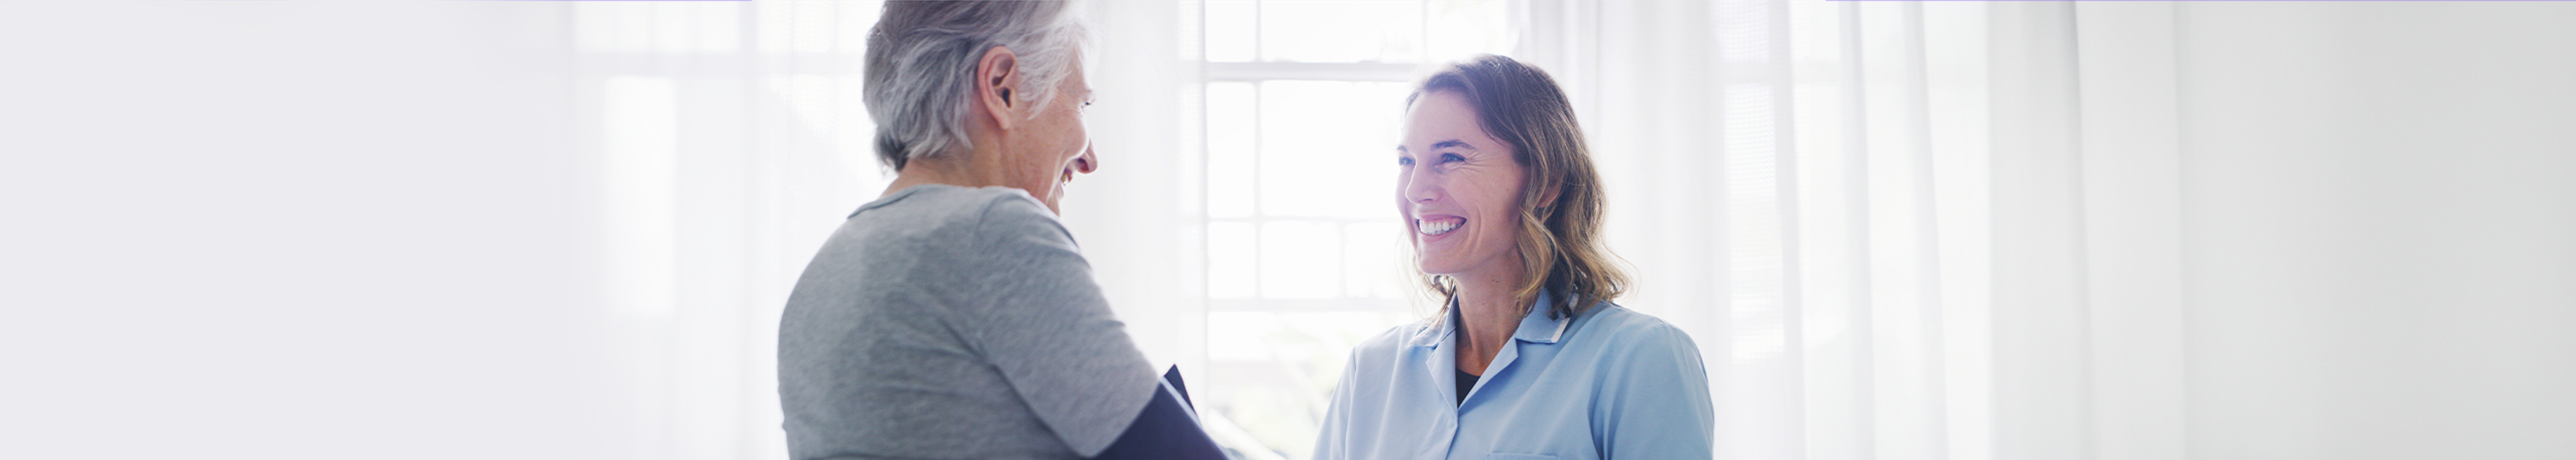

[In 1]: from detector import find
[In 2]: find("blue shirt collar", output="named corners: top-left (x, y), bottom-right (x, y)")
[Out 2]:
top-left (1408, 289), bottom-right (1573, 348)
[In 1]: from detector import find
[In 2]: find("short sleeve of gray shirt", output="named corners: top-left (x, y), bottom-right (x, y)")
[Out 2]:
top-left (779, 185), bottom-right (1157, 460)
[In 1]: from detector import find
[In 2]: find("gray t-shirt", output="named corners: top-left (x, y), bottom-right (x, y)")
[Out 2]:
top-left (779, 184), bottom-right (1156, 460)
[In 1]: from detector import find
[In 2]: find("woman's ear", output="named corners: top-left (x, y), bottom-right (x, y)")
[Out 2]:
top-left (974, 46), bottom-right (1024, 131)
top-left (1532, 176), bottom-right (1565, 211)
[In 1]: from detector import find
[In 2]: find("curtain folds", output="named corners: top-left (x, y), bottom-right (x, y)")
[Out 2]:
top-left (575, 2), bottom-right (892, 458)
top-left (1518, 2), bottom-right (2182, 459)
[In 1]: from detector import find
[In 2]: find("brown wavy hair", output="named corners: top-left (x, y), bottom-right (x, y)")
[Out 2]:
top-left (1408, 54), bottom-right (1629, 320)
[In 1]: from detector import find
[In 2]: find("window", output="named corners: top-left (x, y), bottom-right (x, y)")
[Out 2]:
top-left (1190, 1), bottom-right (1512, 458)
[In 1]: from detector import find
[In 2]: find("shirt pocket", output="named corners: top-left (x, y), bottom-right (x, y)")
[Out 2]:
top-left (1489, 454), bottom-right (1559, 460)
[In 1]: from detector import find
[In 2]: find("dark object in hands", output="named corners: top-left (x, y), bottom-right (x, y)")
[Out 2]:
top-left (1090, 366), bottom-right (1227, 460)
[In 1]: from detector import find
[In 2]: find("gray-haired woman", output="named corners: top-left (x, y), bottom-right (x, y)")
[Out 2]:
top-left (776, 2), bottom-right (1220, 459)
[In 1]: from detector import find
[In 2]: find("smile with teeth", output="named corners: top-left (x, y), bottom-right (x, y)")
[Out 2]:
top-left (1415, 217), bottom-right (1464, 236)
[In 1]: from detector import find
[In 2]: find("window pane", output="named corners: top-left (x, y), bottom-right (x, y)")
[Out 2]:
top-left (1205, 0), bottom-right (1258, 62)
top-left (1260, 0), bottom-right (1423, 63)
top-left (1259, 220), bottom-right (1340, 299)
top-left (1425, 0), bottom-right (1512, 62)
top-left (1256, 80), bottom-right (1408, 219)
top-left (1207, 82), bottom-right (1259, 218)
top-left (1206, 311), bottom-right (1279, 361)
top-left (1209, 222), bottom-right (1258, 299)
top-left (1203, 310), bottom-right (1415, 459)
top-left (1344, 222), bottom-right (1413, 300)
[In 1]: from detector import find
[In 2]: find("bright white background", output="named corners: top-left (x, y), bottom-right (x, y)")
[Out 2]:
top-left (2, 2), bottom-right (2571, 460)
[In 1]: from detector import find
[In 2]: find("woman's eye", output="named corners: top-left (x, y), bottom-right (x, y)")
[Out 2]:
top-left (1397, 157), bottom-right (1414, 166)
top-left (1439, 153), bottom-right (1466, 164)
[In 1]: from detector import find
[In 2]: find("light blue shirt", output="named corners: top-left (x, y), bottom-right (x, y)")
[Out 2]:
top-left (1312, 291), bottom-right (1715, 459)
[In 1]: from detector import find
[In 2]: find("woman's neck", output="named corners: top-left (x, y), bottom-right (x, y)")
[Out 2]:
top-left (1452, 266), bottom-right (1526, 377)
top-left (881, 148), bottom-right (1006, 197)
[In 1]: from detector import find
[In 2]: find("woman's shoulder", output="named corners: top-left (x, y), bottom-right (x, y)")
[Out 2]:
top-left (846, 185), bottom-right (1063, 241)
top-left (1569, 302), bottom-right (1703, 357)
top-left (865, 184), bottom-right (1050, 224)
top-left (1342, 318), bottom-right (1434, 368)
top-left (1351, 319), bottom-right (1426, 352)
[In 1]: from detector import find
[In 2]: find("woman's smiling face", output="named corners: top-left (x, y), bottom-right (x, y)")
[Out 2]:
top-left (1396, 90), bottom-right (1527, 280)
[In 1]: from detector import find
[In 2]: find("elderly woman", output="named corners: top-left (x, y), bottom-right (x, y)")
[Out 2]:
top-left (1312, 55), bottom-right (1717, 459)
top-left (776, 2), bottom-right (1220, 459)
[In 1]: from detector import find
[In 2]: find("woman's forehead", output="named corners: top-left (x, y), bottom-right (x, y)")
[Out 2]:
top-left (1403, 93), bottom-right (1490, 145)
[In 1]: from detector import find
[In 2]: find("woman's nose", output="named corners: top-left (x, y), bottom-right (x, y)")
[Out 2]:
top-left (1072, 144), bottom-right (1098, 174)
top-left (1401, 167), bottom-right (1438, 203)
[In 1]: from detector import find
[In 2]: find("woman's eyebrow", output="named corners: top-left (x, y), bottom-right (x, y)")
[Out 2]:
top-left (1400, 140), bottom-right (1477, 154)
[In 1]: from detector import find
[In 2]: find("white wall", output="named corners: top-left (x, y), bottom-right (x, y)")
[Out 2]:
top-left (2178, 3), bottom-right (2576, 459)
top-left (0, 3), bottom-right (617, 458)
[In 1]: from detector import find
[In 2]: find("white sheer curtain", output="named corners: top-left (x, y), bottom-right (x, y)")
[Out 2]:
top-left (574, 2), bottom-right (897, 458)
top-left (1515, 2), bottom-right (2188, 459)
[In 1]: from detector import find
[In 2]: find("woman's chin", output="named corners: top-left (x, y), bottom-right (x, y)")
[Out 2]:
top-left (1415, 260), bottom-right (1470, 278)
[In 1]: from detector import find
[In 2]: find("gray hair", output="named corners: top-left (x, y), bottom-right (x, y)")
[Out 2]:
top-left (865, 0), bottom-right (1090, 171)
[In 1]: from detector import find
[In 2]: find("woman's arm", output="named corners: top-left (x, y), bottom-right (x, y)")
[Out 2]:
top-left (955, 193), bottom-right (1162, 455)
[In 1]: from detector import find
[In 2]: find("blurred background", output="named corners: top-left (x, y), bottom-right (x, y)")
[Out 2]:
top-left (3, 1), bottom-right (2572, 459)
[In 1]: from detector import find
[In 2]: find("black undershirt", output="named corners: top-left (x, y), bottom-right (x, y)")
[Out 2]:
top-left (1455, 369), bottom-right (1480, 405)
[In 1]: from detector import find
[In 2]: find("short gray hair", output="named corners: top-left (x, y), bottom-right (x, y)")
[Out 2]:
top-left (865, 0), bottom-right (1090, 171)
